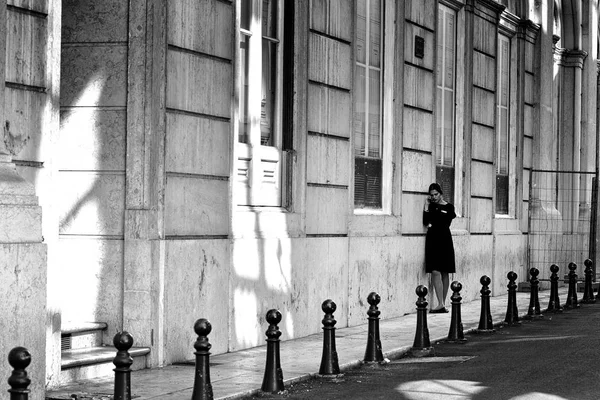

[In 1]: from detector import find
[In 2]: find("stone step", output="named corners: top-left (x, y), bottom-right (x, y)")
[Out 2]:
top-left (59, 345), bottom-right (150, 386)
top-left (61, 322), bottom-right (108, 351)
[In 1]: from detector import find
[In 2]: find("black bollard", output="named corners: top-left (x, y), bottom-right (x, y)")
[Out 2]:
top-left (261, 309), bottom-right (284, 393)
top-left (546, 264), bottom-right (563, 313)
top-left (524, 267), bottom-right (543, 320)
top-left (318, 299), bottom-right (341, 376)
top-left (410, 285), bottom-right (434, 356)
top-left (113, 332), bottom-right (134, 400)
top-left (191, 318), bottom-right (213, 400)
top-left (364, 292), bottom-right (385, 363)
top-left (7, 347), bottom-right (31, 400)
top-left (504, 271), bottom-right (521, 326)
top-left (446, 281), bottom-right (467, 343)
top-left (564, 262), bottom-right (581, 309)
top-left (582, 259), bottom-right (596, 304)
top-left (475, 275), bottom-right (495, 333)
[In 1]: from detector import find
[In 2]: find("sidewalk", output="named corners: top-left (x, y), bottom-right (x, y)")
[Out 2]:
top-left (46, 287), bottom-right (571, 400)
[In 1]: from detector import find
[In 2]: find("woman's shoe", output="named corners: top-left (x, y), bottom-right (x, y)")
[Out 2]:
top-left (429, 307), bottom-right (449, 314)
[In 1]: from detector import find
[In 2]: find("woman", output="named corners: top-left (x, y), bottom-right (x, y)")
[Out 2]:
top-left (423, 183), bottom-right (456, 313)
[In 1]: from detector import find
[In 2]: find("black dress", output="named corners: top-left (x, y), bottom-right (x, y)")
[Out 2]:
top-left (423, 202), bottom-right (456, 273)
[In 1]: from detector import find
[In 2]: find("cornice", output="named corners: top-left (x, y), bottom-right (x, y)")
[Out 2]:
top-left (554, 48), bottom-right (588, 69)
top-left (517, 19), bottom-right (540, 43)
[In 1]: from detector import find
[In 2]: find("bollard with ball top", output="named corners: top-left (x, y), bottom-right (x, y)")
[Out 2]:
top-left (546, 264), bottom-right (563, 313)
top-left (410, 285), bottom-right (434, 357)
top-left (364, 292), bottom-right (385, 363)
top-left (504, 271), bottom-right (521, 326)
top-left (524, 267), bottom-right (543, 320)
top-left (475, 276), bottom-right (495, 333)
top-left (564, 262), bottom-right (581, 309)
top-left (318, 299), bottom-right (341, 376)
top-left (582, 259), bottom-right (596, 304)
top-left (113, 332), bottom-right (134, 400)
top-left (191, 318), bottom-right (213, 400)
top-left (7, 347), bottom-right (31, 400)
top-left (261, 309), bottom-right (285, 393)
top-left (446, 281), bottom-right (467, 343)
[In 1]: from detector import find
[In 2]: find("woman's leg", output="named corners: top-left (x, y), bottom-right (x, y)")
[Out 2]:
top-left (431, 270), bottom-right (444, 309)
top-left (441, 273), bottom-right (450, 304)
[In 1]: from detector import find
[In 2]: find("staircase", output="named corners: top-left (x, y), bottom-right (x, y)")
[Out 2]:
top-left (59, 322), bottom-right (150, 385)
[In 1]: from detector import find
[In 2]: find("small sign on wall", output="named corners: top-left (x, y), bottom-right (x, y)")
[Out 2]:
top-left (415, 36), bottom-right (425, 59)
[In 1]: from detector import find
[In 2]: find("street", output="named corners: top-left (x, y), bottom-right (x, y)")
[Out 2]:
top-left (249, 305), bottom-right (600, 400)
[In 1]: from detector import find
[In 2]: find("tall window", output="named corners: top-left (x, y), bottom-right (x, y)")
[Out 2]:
top-left (237, 0), bottom-right (287, 207)
top-left (436, 4), bottom-right (456, 202)
top-left (354, 0), bottom-right (383, 209)
top-left (495, 34), bottom-right (510, 214)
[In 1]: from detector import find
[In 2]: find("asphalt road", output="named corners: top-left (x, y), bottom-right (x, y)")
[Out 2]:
top-left (249, 304), bottom-right (600, 400)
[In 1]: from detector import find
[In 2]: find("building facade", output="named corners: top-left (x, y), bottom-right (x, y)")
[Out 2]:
top-left (0, 0), bottom-right (598, 397)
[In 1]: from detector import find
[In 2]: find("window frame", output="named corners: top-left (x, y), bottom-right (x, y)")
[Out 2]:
top-left (495, 27), bottom-right (518, 219)
top-left (353, 0), bottom-right (395, 214)
top-left (234, 0), bottom-right (285, 208)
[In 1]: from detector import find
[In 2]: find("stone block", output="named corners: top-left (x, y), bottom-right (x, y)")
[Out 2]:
top-left (166, 50), bottom-right (232, 118)
top-left (472, 124), bottom-right (494, 162)
top-left (401, 193), bottom-right (428, 234)
top-left (0, 205), bottom-right (42, 242)
top-left (310, 0), bottom-right (352, 41)
top-left (0, 243), bottom-right (47, 400)
top-left (309, 33), bottom-right (352, 90)
top-left (305, 186), bottom-right (348, 235)
top-left (59, 109), bottom-right (126, 171)
top-left (404, 65), bottom-right (434, 111)
top-left (402, 150), bottom-right (432, 192)
top-left (61, 0), bottom-right (128, 43)
top-left (403, 108), bottom-right (433, 152)
top-left (405, 0), bottom-right (436, 30)
top-left (470, 197), bottom-right (493, 233)
top-left (6, 9), bottom-right (47, 87)
top-left (405, 23), bottom-right (435, 70)
top-left (58, 172), bottom-right (125, 236)
top-left (164, 176), bottom-right (229, 236)
top-left (307, 135), bottom-right (350, 186)
top-left (307, 84), bottom-right (351, 138)
top-left (166, 112), bottom-right (230, 176)
top-left (60, 44), bottom-right (128, 107)
top-left (470, 161), bottom-right (494, 198)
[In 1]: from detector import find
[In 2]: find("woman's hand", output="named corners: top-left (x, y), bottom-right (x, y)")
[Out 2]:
top-left (424, 197), bottom-right (430, 211)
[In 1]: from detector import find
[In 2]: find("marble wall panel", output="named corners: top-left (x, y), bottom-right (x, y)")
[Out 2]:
top-left (471, 161), bottom-right (494, 198)
top-left (470, 197), bottom-right (493, 233)
top-left (348, 236), bottom-right (409, 324)
top-left (4, 88), bottom-right (45, 161)
top-left (493, 233), bottom-right (526, 294)
top-left (0, 243), bottom-right (47, 399)
top-left (60, 44), bottom-right (127, 107)
top-left (472, 87), bottom-right (495, 127)
top-left (57, 238), bottom-right (123, 344)
top-left (473, 17), bottom-right (496, 55)
top-left (58, 109), bottom-right (126, 171)
top-left (405, 23), bottom-right (435, 70)
top-left (522, 169), bottom-right (530, 201)
top-left (524, 73), bottom-right (534, 105)
top-left (229, 237), bottom-right (349, 351)
top-left (58, 172), bottom-right (125, 236)
top-left (7, 0), bottom-right (47, 13)
top-left (307, 84), bottom-right (351, 138)
top-left (166, 112), bottom-right (230, 176)
top-left (308, 33), bottom-right (352, 90)
top-left (452, 234), bottom-right (494, 303)
top-left (6, 10), bottom-right (47, 86)
top-left (523, 136), bottom-right (532, 169)
top-left (165, 176), bottom-right (228, 236)
top-left (402, 193), bottom-right (428, 234)
top-left (473, 51), bottom-right (496, 91)
top-left (310, 0), bottom-right (352, 41)
top-left (472, 124), bottom-right (494, 162)
top-left (402, 150), bottom-right (432, 192)
top-left (166, 50), bottom-right (232, 118)
top-left (305, 186), bottom-right (348, 234)
top-left (404, 65), bottom-right (434, 111)
top-left (405, 0), bottom-right (436, 30)
top-left (524, 105), bottom-right (534, 134)
top-left (306, 135), bottom-right (350, 186)
top-left (168, 0), bottom-right (233, 59)
top-left (61, 0), bottom-right (128, 43)
top-left (164, 239), bottom-right (230, 359)
top-left (403, 108), bottom-right (433, 152)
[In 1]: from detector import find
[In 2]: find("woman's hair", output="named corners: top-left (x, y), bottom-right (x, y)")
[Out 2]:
top-left (428, 182), bottom-right (443, 195)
